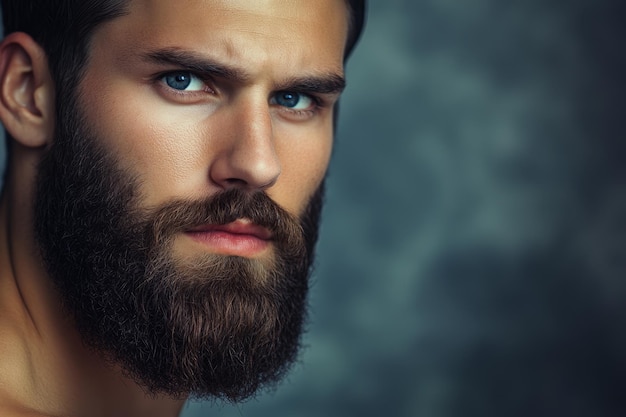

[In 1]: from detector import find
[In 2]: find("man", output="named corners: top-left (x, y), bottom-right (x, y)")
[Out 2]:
top-left (0, 0), bottom-right (364, 415)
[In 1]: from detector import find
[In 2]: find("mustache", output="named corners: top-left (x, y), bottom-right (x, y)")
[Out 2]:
top-left (144, 188), bottom-right (305, 250)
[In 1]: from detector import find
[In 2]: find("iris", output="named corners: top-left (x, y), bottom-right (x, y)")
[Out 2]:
top-left (165, 72), bottom-right (193, 90)
top-left (275, 92), bottom-right (303, 108)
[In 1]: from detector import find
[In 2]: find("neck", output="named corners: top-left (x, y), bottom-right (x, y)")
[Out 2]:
top-left (0, 175), bottom-right (185, 417)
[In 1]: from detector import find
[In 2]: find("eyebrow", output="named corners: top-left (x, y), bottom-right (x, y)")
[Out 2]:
top-left (277, 73), bottom-right (346, 96)
top-left (142, 48), bottom-right (346, 96)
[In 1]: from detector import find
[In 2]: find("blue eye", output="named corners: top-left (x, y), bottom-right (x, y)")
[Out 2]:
top-left (272, 91), bottom-right (314, 110)
top-left (162, 72), bottom-right (204, 91)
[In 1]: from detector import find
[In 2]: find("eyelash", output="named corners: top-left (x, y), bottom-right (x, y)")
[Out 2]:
top-left (153, 71), bottom-right (216, 100)
top-left (153, 70), bottom-right (327, 120)
top-left (274, 93), bottom-right (325, 120)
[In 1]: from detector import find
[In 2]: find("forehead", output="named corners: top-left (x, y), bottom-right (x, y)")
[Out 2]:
top-left (92, 0), bottom-right (349, 77)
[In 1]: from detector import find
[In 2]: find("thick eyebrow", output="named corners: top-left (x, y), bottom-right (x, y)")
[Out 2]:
top-left (141, 47), bottom-right (346, 96)
top-left (277, 73), bottom-right (346, 96)
top-left (142, 48), bottom-right (251, 83)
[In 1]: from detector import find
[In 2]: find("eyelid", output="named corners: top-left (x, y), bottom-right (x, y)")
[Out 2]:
top-left (154, 70), bottom-right (215, 89)
top-left (284, 91), bottom-right (332, 112)
top-left (152, 70), bottom-right (218, 102)
top-left (270, 91), bottom-right (330, 122)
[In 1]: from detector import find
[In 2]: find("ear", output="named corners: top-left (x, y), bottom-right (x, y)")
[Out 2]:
top-left (0, 32), bottom-right (54, 148)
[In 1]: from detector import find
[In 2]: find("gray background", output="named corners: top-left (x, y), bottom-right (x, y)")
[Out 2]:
top-left (3, 1), bottom-right (626, 416)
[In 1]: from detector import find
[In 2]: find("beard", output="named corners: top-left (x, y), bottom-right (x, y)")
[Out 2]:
top-left (33, 91), bottom-right (324, 401)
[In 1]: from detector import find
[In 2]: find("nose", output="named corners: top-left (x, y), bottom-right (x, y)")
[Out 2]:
top-left (209, 98), bottom-right (281, 191)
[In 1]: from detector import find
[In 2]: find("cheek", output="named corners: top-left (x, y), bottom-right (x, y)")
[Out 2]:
top-left (272, 124), bottom-right (333, 215)
top-left (80, 82), bottom-right (212, 204)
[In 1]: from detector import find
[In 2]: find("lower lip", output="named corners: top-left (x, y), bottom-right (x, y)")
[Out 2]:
top-left (185, 230), bottom-right (270, 257)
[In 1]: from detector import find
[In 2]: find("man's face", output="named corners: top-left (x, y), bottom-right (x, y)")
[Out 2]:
top-left (34, 0), bottom-right (348, 401)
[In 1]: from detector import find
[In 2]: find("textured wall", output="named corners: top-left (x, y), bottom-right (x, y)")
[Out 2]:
top-left (2, 1), bottom-right (625, 416)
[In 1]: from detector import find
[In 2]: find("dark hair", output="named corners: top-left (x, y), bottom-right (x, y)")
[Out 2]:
top-left (2, 0), bottom-right (128, 103)
top-left (345, 0), bottom-right (366, 59)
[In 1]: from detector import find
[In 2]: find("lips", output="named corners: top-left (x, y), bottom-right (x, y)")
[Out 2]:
top-left (184, 219), bottom-right (273, 257)
top-left (187, 219), bottom-right (272, 239)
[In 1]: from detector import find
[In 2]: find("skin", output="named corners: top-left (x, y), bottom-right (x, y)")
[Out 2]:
top-left (0, 0), bottom-right (349, 416)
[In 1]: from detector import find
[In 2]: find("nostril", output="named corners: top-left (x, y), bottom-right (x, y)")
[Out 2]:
top-left (223, 178), bottom-right (248, 188)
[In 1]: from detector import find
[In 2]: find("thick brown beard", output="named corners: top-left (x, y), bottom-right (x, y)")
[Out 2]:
top-left (34, 91), bottom-right (323, 401)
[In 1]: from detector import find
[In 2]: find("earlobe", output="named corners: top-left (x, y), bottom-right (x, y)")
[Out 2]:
top-left (0, 32), bottom-right (54, 148)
